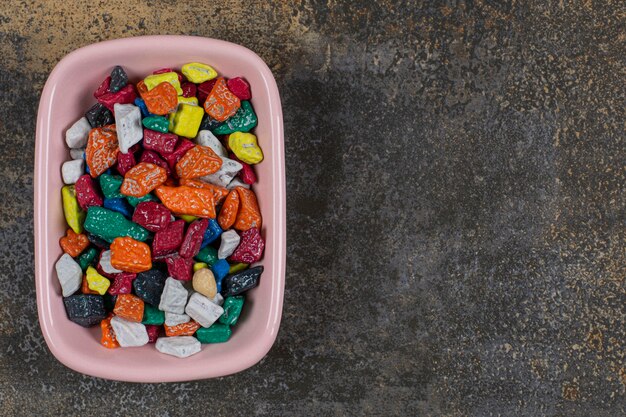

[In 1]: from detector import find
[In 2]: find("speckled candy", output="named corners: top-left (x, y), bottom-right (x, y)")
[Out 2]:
top-left (219, 296), bottom-right (244, 325)
top-left (211, 259), bottom-right (230, 293)
top-left (226, 77), bottom-right (251, 100)
top-left (169, 103), bottom-right (204, 138)
top-left (110, 316), bottom-right (149, 347)
top-left (75, 174), bottom-right (103, 210)
top-left (59, 229), bottom-right (89, 257)
top-left (165, 255), bottom-right (194, 281)
top-left (108, 272), bottom-right (136, 295)
top-left (55, 253), bottom-right (82, 297)
top-left (155, 185), bottom-right (216, 218)
top-left (142, 303), bottom-right (165, 325)
top-left (139, 80), bottom-right (178, 116)
top-left (179, 218), bottom-right (208, 258)
top-left (175, 145), bottom-right (222, 179)
top-left (100, 315), bottom-right (120, 349)
top-left (204, 77), bottom-right (240, 122)
top-left (145, 324), bottom-right (161, 343)
top-left (142, 115), bottom-right (170, 133)
top-left (164, 320), bottom-right (200, 337)
top-left (66, 116), bottom-right (92, 148)
top-left (139, 150), bottom-right (171, 176)
top-left (144, 72), bottom-right (183, 95)
top-left (61, 185), bottom-right (85, 234)
top-left (85, 103), bottom-right (114, 128)
top-left (152, 219), bottom-right (185, 258)
top-left (76, 247), bottom-right (98, 271)
top-left (179, 178), bottom-right (229, 206)
top-left (143, 129), bottom-right (178, 154)
top-left (200, 218), bottom-right (223, 248)
top-left (212, 101), bottom-right (258, 135)
top-left (133, 269), bottom-right (167, 306)
top-left (221, 266), bottom-right (263, 297)
top-left (199, 155), bottom-right (242, 188)
top-left (86, 125), bottom-right (119, 177)
top-left (97, 84), bottom-right (137, 112)
top-left (156, 336), bottom-right (201, 358)
top-left (114, 293), bottom-right (145, 322)
top-left (228, 132), bottom-right (263, 165)
top-left (229, 227), bottom-right (265, 264)
top-left (114, 103), bottom-right (143, 154)
top-left (84, 206), bottom-right (149, 243)
top-left (185, 292), bottom-right (224, 328)
top-left (218, 230), bottom-right (240, 259)
top-left (116, 150), bottom-right (136, 176)
top-left (85, 266), bottom-right (110, 295)
top-left (103, 198), bottom-right (133, 218)
top-left (109, 65), bottom-right (128, 93)
top-left (132, 201), bottom-right (171, 232)
top-left (99, 173), bottom-right (124, 199)
top-left (159, 277), bottom-right (189, 314)
top-left (181, 82), bottom-right (197, 98)
top-left (181, 62), bottom-right (217, 84)
top-left (110, 237), bottom-right (152, 273)
top-left (195, 323), bottom-right (232, 343)
top-left (63, 294), bottom-right (106, 327)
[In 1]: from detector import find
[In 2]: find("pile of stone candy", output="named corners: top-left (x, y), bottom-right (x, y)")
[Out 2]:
top-left (55, 63), bottom-right (265, 358)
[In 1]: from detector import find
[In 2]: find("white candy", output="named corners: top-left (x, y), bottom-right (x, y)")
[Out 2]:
top-left (99, 250), bottom-right (122, 274)
top-left (164, 311), bottom-right (191, 326)
top-left (210, 293), bottom-right (224, 306)
top-left (114, 103), bottom-right (143, 154)
top-left (61, 159), bottom-right (85, 185)
top-left (195, 130), bottom-right (227, 158)
top-left (218, 230), bottom-right (240, 259)
top-left (65, 117), bottom-right (92, 148)
top-left (70, 148), bottom-right (85, 160)
top-left (156, 336), bottom-right (201, 358)
top-left (55, 254), bottom-right (82, 297)
top-left (200, 157), bottom-right (242, 187)
top-left (159, 277), bottom-right (188, 314)
top-left (226, 177), bottom-right (250, 190)
top-left (185, 292), bottom-right (224, 328)
top-left (110, 316), bottom-right (149, 347)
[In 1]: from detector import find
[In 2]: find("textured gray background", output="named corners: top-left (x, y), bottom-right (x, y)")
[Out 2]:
top-left (0, 1), bottom-right (624, 416)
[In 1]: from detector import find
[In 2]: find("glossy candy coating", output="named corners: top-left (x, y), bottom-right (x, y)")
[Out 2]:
top-left (85, 266), bottom-right (110, 295)
top-left (107, 272), bottom-right (136, 295)
top-left (175, 145), bottom-right (222, 179)
top-left (152, 219), bottom-right (185, 258)
top-left (139, 80), bottom-right (178, 115)
top-left (228, 132), bottom-right (263, 165)
top-left (213, 101), bottom-right (258, 135)
top-left (142, 115), bottom-right (170, 133)
top-left (120, 162), bottom-right (168, 197)
top-left (84, 206), bottom-right (149, 243)
top-left (75, 174), bottom-right (104, 210)
top-left (226, 77), bottom-right (251, 100)
top-left (63, 294), bottom-right (106, 327)
top-left (113, 293), bottom-right (145, 322)
top-left (219, 296), bottom-right (244, 326)
top-left (143, 129), bottom-right (178, 154)
top-left (181, 62), bottom-right (217, 83)
top-left (60, 228), bottom-right (89, 257)
top-left (144, 72), bottom-right (183, 95)
top-left (203, 77), bottom-right (240, 122)
top-left (133, 269), bottom-right (167, 306)
top-left (142, 303), bottom-right (165, 325)
top-left (221, 265), bottom-right (263, 297)
top-left (155, 185), bottom-right (216, 218)
top-left (103, 198), bottom-right (133, 218)
top-left (97, 84), bottom-right (137, 112)
top-left (164, 320), bottom-right (200, 337)
top-left (229, 227), bottom-right (265, 264)
top-left (165, 254), bottom-right (194, 281)
top-left (100, 315), bottom-right (120, 349)
top-left (169, 103), bottom-right (204, 138)
top-left (85, 103), bottom-right (114, 128)
top-left (109, 65), bottom-right (128, 93)
top-left (86, 125), bottom-right (119, 177)
top-left (99, 173), bottom-right (124, 199)
top-left (179, 218), bottom-right (209, 258)
top-left (110, 237), bottom-right (152, 273)
top-left (61, 185), bottom-right (86, 234)
top-left (132, 201), bottom-right (171, 232)
top-left (195, 323), bottom-right (232, 343)
top-left (76, 247), bottom-right (98, 271)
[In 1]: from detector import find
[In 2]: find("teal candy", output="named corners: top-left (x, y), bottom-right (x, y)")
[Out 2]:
top-left (212, 101), bottom-right (257, 135)
top-left (195, 246), bottom-right (218, 267)
top-left (84, 206), bottom-right (149, 243)
top-left (195, 323), bottom-right (232, 343)
top-left (126, 193), bottom-right (159, 207)
top-left (76, 247), bottom-right (98, 272)
top-left (142, 116), bottom-right (169, 133)
top-left (218, 296), bottom-right (244, 326)
top-left (142, 304), bottom-right (165, 325)
top-left (99, 174), bottom-right (124, 199)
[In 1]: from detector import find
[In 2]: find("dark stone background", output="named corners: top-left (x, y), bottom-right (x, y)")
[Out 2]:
top-left (0, 1), bottom-right (624, 415)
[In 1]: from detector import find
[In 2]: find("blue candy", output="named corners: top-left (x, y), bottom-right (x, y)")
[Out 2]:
top-left (103, 198), bottom-right (133, 218)
top-left (134, 98), bottom-right (153, 118)
top-left (200, 219), bottom-right (223, 248)
top-left (211, 259), bottom-right (230, 292)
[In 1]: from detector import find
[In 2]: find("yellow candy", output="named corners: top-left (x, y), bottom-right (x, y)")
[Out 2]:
top-left (193, 262), bottom-right (208, 272)
top-left (61, 185), bottom-right (85, 234)
top-left (169, 103), bottom-right (204, 138)
top-left (181, 62), bottom-right (217, 84)
top-left (229, 263), bottom-right (248, 274)
top-left (177, 96), bottom-right (198, 106)
top-left (228, 132), bottom-right (264, 164)
top-left (179, 214), bottom-right (198, 222)
top-left (86, 266), bottom-right (110, 295)
top-left (144, 72), bottom-right (183, 95)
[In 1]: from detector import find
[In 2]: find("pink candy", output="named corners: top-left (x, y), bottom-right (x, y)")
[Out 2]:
top-left (97, 84), bottom-right (137, 112)
top-left (75, 175), bottom-right (103, 210)
top-left (93, 76), bottom-right (111, 99)
top-left (229, 227), bottom-right (265, 264)
top-left (161, 139), bottom-right (195, 172)
top-left (227, 77), bottom-right (251, 100)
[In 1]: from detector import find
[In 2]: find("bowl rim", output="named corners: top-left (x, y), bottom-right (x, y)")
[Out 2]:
top-left (34, 35), bottom-right (286, 382)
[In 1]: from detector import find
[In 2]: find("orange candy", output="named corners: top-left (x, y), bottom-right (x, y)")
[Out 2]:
top-left (179, 178), bottom-right (229, 205)
top-left (203, 77), bottom-right (240, 122)
top-left (120, 162), bottom-right (168, 197)
top-left (59, 228), bottom-right (89, 257)
top-left (100, 315), bottom-right (120, 349)
top-left (113, 294), bottom-right (145, 322)
top-left (217, 189), bottom-right (240, 230)
top-left (175, 145), bottom-right (222, 179)
top-left (234, 187), bottom-right (262, 231)
top-left (154, 185), bottom-right (216, 218)
top-left (164, 320), bottom-right (201, 336)
top-left (110, 237), bottom-right (152, 273)
top-left (85, 124), bottom-right (118, 177)
top-left (138, 81), bottom-right (178, 115)
top-left (81, 275), bottom-right (99, 295)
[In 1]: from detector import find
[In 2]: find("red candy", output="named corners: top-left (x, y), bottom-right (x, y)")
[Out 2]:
top-left (197, 79), bottom-right (217, 104)
top-left (97, 84), bottom-right (137, 112)
top-left (143, 129), bottom-right (178, 155)
top-left (116, 150), bottom-right (136, 176)
top-left (229, 227), bottom-right (265, 264)
top-left (230, 153), bottom-right (257, 184)
top-left (132, 201), bottom-right (172, 232)
top-left (179, 218), bottom-right (208, 258)
top-left (94, 76), bottom-right (111, 98)
top-left (152, 219), bottom-right (185, 258)
top-left (227, 77), bottom-right (251, 100)
top-left (145, 324), bottom-right (161, 343)
top-left (107, 272), bottom-right (136, 295)
top-left (165, 254), bottom-right (194, 281)
top-left (161, 138), bottom-right (195, 171)
top-left (181, 82), bottom-right (197, 98)
top-left (140, 150), bottom-right (171, 176)
top-left (75, 175), bottom-right (103, 210)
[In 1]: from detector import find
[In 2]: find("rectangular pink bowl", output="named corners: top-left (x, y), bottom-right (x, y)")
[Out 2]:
top-left (34, 36), bottom-right (285, 382)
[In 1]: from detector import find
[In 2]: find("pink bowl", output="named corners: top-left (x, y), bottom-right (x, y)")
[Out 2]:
top-left (34, 36), bottom-right (285, 382)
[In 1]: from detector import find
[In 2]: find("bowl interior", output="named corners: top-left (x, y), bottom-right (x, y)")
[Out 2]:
top-left (35, 36), bottom-right (285, 382)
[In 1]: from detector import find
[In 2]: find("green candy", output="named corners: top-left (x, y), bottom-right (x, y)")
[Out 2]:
top-left (142, 304), bottom-right (165, 325)
top-left (75, 247), bottom-right (98, 272)
top-left (195, 246), bottom-right (218, 267)
top-left (212, 101), bottom-right (257, 135)
top-left (218, 296), bottom-right (244, 326)
top-left (127, 193), bottom-right (159, 207)
top-left (196, 323), bottom-right (232, 343)
top-left (84, 206), bottom-right (149, 243)
top-left (99, 174), bottom-right (124, 199)
top-left (142, 116), bottom-right (169, 133)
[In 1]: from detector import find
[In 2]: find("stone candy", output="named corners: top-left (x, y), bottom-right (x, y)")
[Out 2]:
top-left (175, 145), bottom-right (222, 179)
top-left (161, 139), bottom-right (195, 171)
top-left (142, 115), bottom-right (170, 133)
top-left (142, 303), bottom-right (165, 325)
top-left (228, 132), bottom-right (263, 165)
top-left (196, 323), bottom-right (231, 343)
top-left (194, 262), bottom-right (208, 272)
top-left (86, 266), bottom-right (110, 295)
top-left (99, 173), bottom-right (124, 199)
top-left (199, 155), bottom-right (242, 188)
top-left (144, 72), bottom-right (183, 95)
top-left (165, 255), bottom-right (194, 281)
top-left (103, 198), bottom-right (133, 218)
top-left (179, 218), bottom-right (208, 258)
top-left (65, 116), bottom-right (92, 148)
top-left (159, 277), bottom-right (189, 314)
top-left (110, 236), bottom-right (152, 273)
top-left (132, 201), bottom-right (171, 232)
top-left (84, 206), bottom-right (149, 243)
top-left (221, 266), bottom-right (263, 297)
top-left (226, 177), bottom-right (250, 190)
top-left (55, 253), bottom-right (82, 297)
top-left (185, 292), bottom-right (224, 328)
top-left (229, 263), bottom-right (248, 274)
top-left (181, 82), bottom-right (197, 98)
top-left (204, 77), bottom-right (240, 122)
top-left (86, 124), bottom-right (119, 177)
top-left (114, 103), bottom-right (143, 154)
top-left (219, 296), bottom-right (244, 326)
top-left (116, 150), bottom-right (136, 176)
top-left (156, 336), bottom-right (201, 358)
top-left (143, 129), bottom-right (178, 154)
top-left (140, 150), bottom-right (172, 176)
top-left (134, 269), bottom-right (167, 306)
top-left (218, 230), bottom-right (240, 259)
top-left (164, 320), bottom-right (200, 336)
top-left (126, 193), bottom-right (159, 208)
top-left (217, 189), bottom-right (239, 230)
top-left (100, 315), bottom-right (120, 349)
top-left (61, 185), bottom-right (86, 234)
top-left (76, 247), bottom-right (98, 271)
top-left (107, 272), bottom-right (136, 295)
top-left (197, 79), bottom-right (217, 104)
top-left (200, 218), bottom-right (223, 248)
top-left (165, 311), bottom-right (190, 326)
top-left (212, 259), bottom-right (230, 293)
top-left (213, 101), bottom-right (258, 135)
top-left (195, 246), bottom-right (218, 267)
top-left (139, 80), bottom-right (178, 115)
top-left (169, 103), bottom-right (204, 139)
top-left (181, 62), bottom-right (217, 84)
top-left (152, 219), bottom-right (185, 257)
top-left (155, 185), bottom-right (216, 218)
top-left (121, 162), bottom-right (168, 198)
top-left (81, 275), bottom-right (99, 294)
top-left (75, 174), bottom-right (103, 210)
top-left (99, 250), bottom-right (122, 274)
top-left (70, 148), bottom-right (86, 160)
top-left (176, 96), bottom-right (198, 106)
top-left (109, 65), bottom-right (128, 93)
top-left (230, 153), bottom-right (257, 185)
top-left (134, 97), bottom-right (152, 118)
top-left (179, 178), bottom-right (229, 206)
top-left (114, 293), bottom-right (145, 322)
top-left (59, 229), bottom-right (89, 257)
top-left (93, 76), bottom-right (111, 98)
top-left (110, 316), bottom-right (149, 347)
top-left (192, 268), bottom-right (217, 299)
top-left (97, 84), bottom-right (137, 112)
top-left (211, 293), bottom-right (224, 306)
top-left (63, 294), bottom-right (106, 327)
top-left (103, 293), bottom-right (117, 312)
top-left (195, 130), bottom-right (227, 158)
top-left (233, 187), bottom-right (262, 231)
top-left (229, 227), bottom-right (265, 264)
top-left (88, 233), bottom-right (110, 249)
top-left (85, 103), bottom-right (114, 128)
top-left (227, 77), bottom-right (251, 100)
top-left (145, 324), bottom-right (161, 343)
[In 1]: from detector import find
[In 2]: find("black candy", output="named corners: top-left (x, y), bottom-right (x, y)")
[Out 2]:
top-left (199, 113), bottom-right (224, 132)
top-left (85, 103), bottom-right (114, 128)
top-left (134, 269), bottom-right (167, 306)
top-left (221, 266), bottom-right (263, 297)
top-left (109, 65), bottom-right (128, 93)
top-left (63, 295), bottom-right (106, 327)
top-left (103, 293), bottom-right (117, 313)
top-left (87, 233), bottom-right (110, 249)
